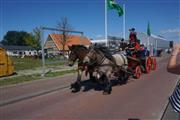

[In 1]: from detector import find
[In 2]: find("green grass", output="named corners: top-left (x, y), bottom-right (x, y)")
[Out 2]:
top-left (11, 57), bottom-right (66, 71)
top-left (45, 69), bottom-right (75, 77)
top-left (0, 74), bottom-right (41, 86)
top-left (11, 57), bottom-right (41, 71)
top-left (0, 69), bottom-right (75, 87)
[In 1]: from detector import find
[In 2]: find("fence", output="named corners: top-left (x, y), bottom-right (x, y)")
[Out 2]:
top-left (40, 26), bottom-right (84, 76)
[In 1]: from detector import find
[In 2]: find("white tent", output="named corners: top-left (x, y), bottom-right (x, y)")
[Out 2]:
top-left (137, 32), bottom-right (170, 49)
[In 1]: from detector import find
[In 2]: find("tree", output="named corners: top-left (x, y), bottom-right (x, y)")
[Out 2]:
top-left (1, 31), bottom-right (29, 46)
top-left (32, 27), bottom-right (41, 50)
top-left (1, 29), bottom-right (41, 50)
top-left (57, 17), bottom-right (73, 56)
top-left (24, 33), bottom-right (40, 51)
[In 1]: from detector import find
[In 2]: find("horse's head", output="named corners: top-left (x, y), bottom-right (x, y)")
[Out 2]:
top-left (68, 46), bottom-right (78, 66)
top-left (68, 45), bottom-right (89, 66)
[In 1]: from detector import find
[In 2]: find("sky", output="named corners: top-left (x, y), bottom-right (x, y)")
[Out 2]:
top-left (0, 0), bottom-right (180, 43)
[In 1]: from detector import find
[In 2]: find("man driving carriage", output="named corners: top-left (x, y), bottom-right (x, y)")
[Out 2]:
top-left (129, 28), bottom-right (140, 50)
top-left (129, 28), bottom-right (137, 43)
top-left (127, 28), bottom-right (142, 57)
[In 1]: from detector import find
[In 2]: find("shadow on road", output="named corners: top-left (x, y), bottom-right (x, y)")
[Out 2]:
top-left (79, 78), bottom-right (128, 92)
top-left (128, 118), bottom-right (140, 120)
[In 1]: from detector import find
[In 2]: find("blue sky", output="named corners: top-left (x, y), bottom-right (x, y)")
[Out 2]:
top-left (0, 0), bottom-right (180, 42)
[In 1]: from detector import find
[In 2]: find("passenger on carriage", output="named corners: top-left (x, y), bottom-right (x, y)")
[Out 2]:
top-left (129, 28), bottom-right (137, 43)
top-left (129, 28), bottom-right (140, 50)
top-left (139, 44), bottom-right (149, 57)
top-left (119, 38), bottom-right (127, 51)
top-left (127, 28), bottom-right (141, 57)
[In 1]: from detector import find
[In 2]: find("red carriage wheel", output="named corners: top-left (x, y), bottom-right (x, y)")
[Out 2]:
top-left (134, 65), bottom-right (141, 79)
top-left (151, 58), bottom-right (157, 70)
top-left (145, 57), bottom-right (152, 73)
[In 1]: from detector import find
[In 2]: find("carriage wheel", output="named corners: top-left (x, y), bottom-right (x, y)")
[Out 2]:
top-left (145, 57), bottom-right (152, 73)
top-left (134, 66), bottom-right (141, 79)
top-left (151, 58), bottom-right (157, 70)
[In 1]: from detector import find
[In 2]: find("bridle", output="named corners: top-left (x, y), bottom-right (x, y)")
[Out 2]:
top-left (69, 51), bottom-right (78, 63)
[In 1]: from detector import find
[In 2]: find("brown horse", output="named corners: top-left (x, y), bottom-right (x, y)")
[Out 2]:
top-left (83, 45), bottom-right (128, 94)
top-left (68, 45), bottom-right (95, 92)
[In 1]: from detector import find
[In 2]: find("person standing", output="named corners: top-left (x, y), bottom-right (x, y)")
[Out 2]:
top-left (167, 44), bottom-right (180, 115)
top-left (167, 44), bottom-right (180, 74)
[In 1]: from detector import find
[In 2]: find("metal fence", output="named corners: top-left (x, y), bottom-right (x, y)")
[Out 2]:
top-left (40, 26), bottom-right (83, 76)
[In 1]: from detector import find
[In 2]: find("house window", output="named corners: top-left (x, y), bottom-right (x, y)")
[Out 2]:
top-left (13, 51), bottom-right (17, 54)
top-left (52, 44), bottom-right (56, 48)
top-left (19, 52), bottom-right (22, 55)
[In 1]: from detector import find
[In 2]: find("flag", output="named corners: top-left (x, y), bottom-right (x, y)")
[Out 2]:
top-left (107, 0), bottom-right (124, 16)
top-left (147, 22), bottom-right (151, 36)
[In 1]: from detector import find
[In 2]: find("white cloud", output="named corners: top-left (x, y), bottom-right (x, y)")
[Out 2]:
top-left (160, 28), bottom-right (180, 34)
top-left (95, 34), bottom-right (104, 39)
top-left (159, 28), bottom-right (180, 42)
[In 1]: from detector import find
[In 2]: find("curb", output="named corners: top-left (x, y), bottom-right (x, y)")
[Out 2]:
top-left (0, 84), bottom-right (70, 107)
top-left (0, 71), bottom-right (76, 89)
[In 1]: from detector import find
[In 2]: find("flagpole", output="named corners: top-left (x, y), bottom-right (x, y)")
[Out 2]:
top-left (147, 22), bottom-right (151, 53)
top-left (148, 36), bottom-right (150, 54)
top-left (123, 3), bottom-right (126, 40)
top-left (148, 36), bottom-right (149, 49)
top-left (105, 0), bottom-right (108, 46)
top-left (155, 38), bottom-right (157, 56)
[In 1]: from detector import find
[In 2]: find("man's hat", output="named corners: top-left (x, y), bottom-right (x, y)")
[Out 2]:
top-left (129, 28), bottom-right (135, 31)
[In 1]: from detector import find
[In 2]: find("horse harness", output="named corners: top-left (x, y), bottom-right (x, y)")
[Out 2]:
top-left (86, 49), bottom-right (117, 68)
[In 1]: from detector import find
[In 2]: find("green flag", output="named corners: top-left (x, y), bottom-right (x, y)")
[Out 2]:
top-left (147, 22), bottom-right (151, 36)
top-left (107, 0), bottom-right (124, 16)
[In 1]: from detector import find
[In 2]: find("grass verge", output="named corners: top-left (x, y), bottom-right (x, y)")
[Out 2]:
top-left (11, 57), bottom-right (66, 71)
top-left (0, 69), bottom-right (76, 87)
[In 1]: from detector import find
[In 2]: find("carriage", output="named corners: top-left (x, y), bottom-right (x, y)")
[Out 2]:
top-left (117, 41), bottom-right (158, 80)
top-left (68, 44), bottom-right (157, 94)
top-left (124, 43), bottom-right (157, 79)
top-left (127, 55), bottom-right (157, 79)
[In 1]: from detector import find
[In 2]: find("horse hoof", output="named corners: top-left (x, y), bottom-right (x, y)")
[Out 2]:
top-left (70, 83), bottom-right (74, 89)
top-left (70, 82), bottom-right (81, 93)
top-left (103, 91), bottom-right (111, 95)
top-left (103, 88), bottom-right (111, 95)
top-left (71, 89), bottom-right (80, 93)
top-left (103, 91), bottom-right (109, 95)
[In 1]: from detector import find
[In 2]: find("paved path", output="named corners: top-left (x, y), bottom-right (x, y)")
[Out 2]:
top-left (0, 56), bottom-right (179, 120)
top-left (0, 73), bottom-right (78, 105)
top-left (0, 55), bottom-right (168, 106)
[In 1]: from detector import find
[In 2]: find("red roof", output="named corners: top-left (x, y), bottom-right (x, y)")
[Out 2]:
top-left (49, 34), bottom-right (91, 50)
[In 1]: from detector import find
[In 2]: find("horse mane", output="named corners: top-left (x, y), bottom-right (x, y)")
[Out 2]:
top-left (71, 45), bottom-right (88, 51)
top-left (93, 44), bottom-right (114, 62)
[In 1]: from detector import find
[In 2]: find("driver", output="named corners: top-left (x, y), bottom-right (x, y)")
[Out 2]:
top-left (129, 28), bottom-right (140, 50)
top-left (128, 28), bottom-right (141, 57)
top-left (129, 28), bottom-right (137, 45)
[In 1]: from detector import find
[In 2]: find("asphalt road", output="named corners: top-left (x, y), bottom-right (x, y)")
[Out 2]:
top-left (0, 57), bottom-right (179, 120)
